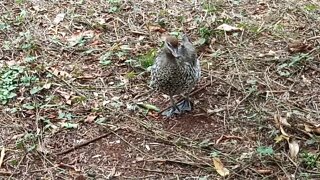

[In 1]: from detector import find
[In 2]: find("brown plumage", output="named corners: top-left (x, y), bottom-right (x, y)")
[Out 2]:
top-left (150, 35), bottom-right (201, 117)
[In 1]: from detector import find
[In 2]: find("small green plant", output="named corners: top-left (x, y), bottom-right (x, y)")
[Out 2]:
top-left (0, 65), bottom-right (40, 104)
top-left (0, 22), bottom-right (10, 31)
top-left (16, 133), bottom-right (38, 152)
top-left (301, 152), bottom-right (318, 168)
top-left (202, 1), bottom-right (220, 13)
top-left (58, 110), bottom-right (74, 120)
top-left (304, 4), bottom-right (318, 12)
top-left (277, 53), bottom-right (313, 77)
top-left (107, 0), bottom-right (120, 13)
top-left (16, 31), bottom-right (37, 51)
top-left (246, 78), bottom-right (257, 94)
top-left (273, 23), bottom-right (284, 33)
top-left (99, 52), bottom-right (113, 66)
top-left (257, 146), bottom-right (274, 156)
top-left (138, 49), bottom-right (156, 69)
top-left (40, 117), bottom-right (58, 130)
top-left (0, 66), bottom-right (24, 104)
top-left (238, 22), bottom-right (262, 35)
top-left (15, 0), bottom-right (26, 4)
top-left (125, 71), bottom-right (136, 79)
top-left (15, 9), bottom-right (27, 24)
top-left (199, 26), bottom-right (213, 44)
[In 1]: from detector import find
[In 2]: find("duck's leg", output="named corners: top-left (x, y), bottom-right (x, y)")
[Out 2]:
top-left (161, 96), bottom-right (181, 117)
top-left (176, 93), bottom-right (192, 112)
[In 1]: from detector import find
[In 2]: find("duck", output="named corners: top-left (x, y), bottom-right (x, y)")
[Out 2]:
top-left (150, 34), bottom-right (201, 117)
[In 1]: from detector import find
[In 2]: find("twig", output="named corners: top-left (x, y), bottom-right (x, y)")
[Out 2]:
top-left (133, 89), bottom-right (154, 100)
top-left (111, 130), bottom-right (147, 155)
top-left (159, 81), bottom-right (211, 115)
top-left (45, 68), bottom-right (86, 97)
top-left (0, 146), bottom-right (5, 168)
top-left (307, 36), bottom-right (320, 41)
top-left (216, 135), bottom-right (244, 144)
top-left (201, 70), bottom-right (241, 91)
top-left (119, 166), bottom-right (198, 176)
top-left (230, 91), bottom-right (253, 115)
top-left (130, 30), bottom-right (149, 35)
top-left (56, 127), bottom-right (121, 155)
top-left (144, 158), bottom-right (209, 168)
top-left (0, 171), bottom-right (17, 176)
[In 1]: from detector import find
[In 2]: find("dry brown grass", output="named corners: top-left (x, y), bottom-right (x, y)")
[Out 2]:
top-left (0, 0), bottom-right (320, 179)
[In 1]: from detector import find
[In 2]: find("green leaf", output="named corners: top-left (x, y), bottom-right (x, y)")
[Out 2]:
top-left (65, 113), bottom-right (73, 120)
top-left (125, 71), bottom-right (136, 79)
top-left (30, 86), bottom-right (43, 95)
top-left (199, 138), bottom-right (213, 148)
top-left (95, 117), bottom-right (107, 125)
top-left (60, 122), bottom-right (78, 129)
top-left (257, 146), bottom-right (274, 156)
top-left (22, 103), bottom-right (35, 110)
top-left (27, 144), bottom-right (36, 152)
top-left (7, 92), bottom-right (17, 99)
top-left (195, 38), bottom-right (206, 45)
top-left (0, 23), bottom-right (10, 30)
top-left (83, 48), bottom-right (100, 55)
top-left (199, 176), bottom-right (209, 180)
top-left (100, 60), bottom-right (112, 66)
top-left (99, 52), bottom-right (113, 66)
top-left (137, 102), bottom-right (160, 112)
top-left (24, 56), bottom-right (37, 63)
top-left (58, 111), bottom-right (65, 119)
top-left (169, 31), bottom-right (180, 37)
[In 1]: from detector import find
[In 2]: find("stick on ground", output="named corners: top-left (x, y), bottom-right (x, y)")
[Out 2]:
top-left (56, 127), bottom-right (121, 155)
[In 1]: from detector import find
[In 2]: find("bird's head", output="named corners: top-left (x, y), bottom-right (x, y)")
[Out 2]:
top-left (164, 36), bottom-right (180, 58)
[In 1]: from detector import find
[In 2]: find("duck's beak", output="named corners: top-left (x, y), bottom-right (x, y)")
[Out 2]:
top-left (165, 41), bottom-right (180, 58)
top-left (171, 48), bottom-right (180, 58)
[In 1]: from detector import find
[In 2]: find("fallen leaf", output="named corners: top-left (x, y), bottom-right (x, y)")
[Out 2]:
top-left (258, 50), bottom-right (276, 58)
top-left (67, 30), bottom-right (96, 47)
top-left (30, 86), bottom-right (43, 95)
top-left (274, 134), bottom-right (289, 143)
top-left (280, 125), bottom-right (289, 137)
top-left (216, 23), bottom-right (243, 32)
top-left (274, 114), bottom-right (290, 136)
top-left (60, 122), bottom-right (78, 129)
top-left (288, 139), bottom-right (299, 159)
top-left (304, 124), bottom-right (320, 135)
top-left (84, 115), bottom-right (98, 123)
top-left (74, 175), bottom-right (86, 180)
top-left (50, 67), bottom-right (72, 78)
top-left (43, 83), bottom-right (52, 89)
top-left (288, 40), bottom-right (313, 54)
top-left (36, 144), bottom-right (49, 154)
top-left (213, 158), bottom-right (230, 177)
top-left (57, 90), bottom-right (72, 102)
top-left (53, 13), bottom-right (65, 24)
top-left (279, 116), bottom-right (291, 127)
top-left (301, 75), bottom-right (311, 85)
top-left (0, 146), bottom-right (5, 168)
top-left (255, 169), bottom-right (273, 174)
top-left (148, 25), bottom-right (166, 33)
top-left (107, 167), bottom-right (116, 179)
top-left (274, 114), bottom-right (281, 128)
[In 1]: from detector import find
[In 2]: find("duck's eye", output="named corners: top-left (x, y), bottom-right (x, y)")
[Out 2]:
top-left (167, 42), bottom-right (174, 48)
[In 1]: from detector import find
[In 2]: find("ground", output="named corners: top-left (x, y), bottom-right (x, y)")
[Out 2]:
top-left (0, 0), bottom-right (320, 179)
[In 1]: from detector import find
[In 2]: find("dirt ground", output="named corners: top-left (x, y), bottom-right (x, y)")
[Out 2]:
top-left (0, 0), bottom-right (320, 179)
